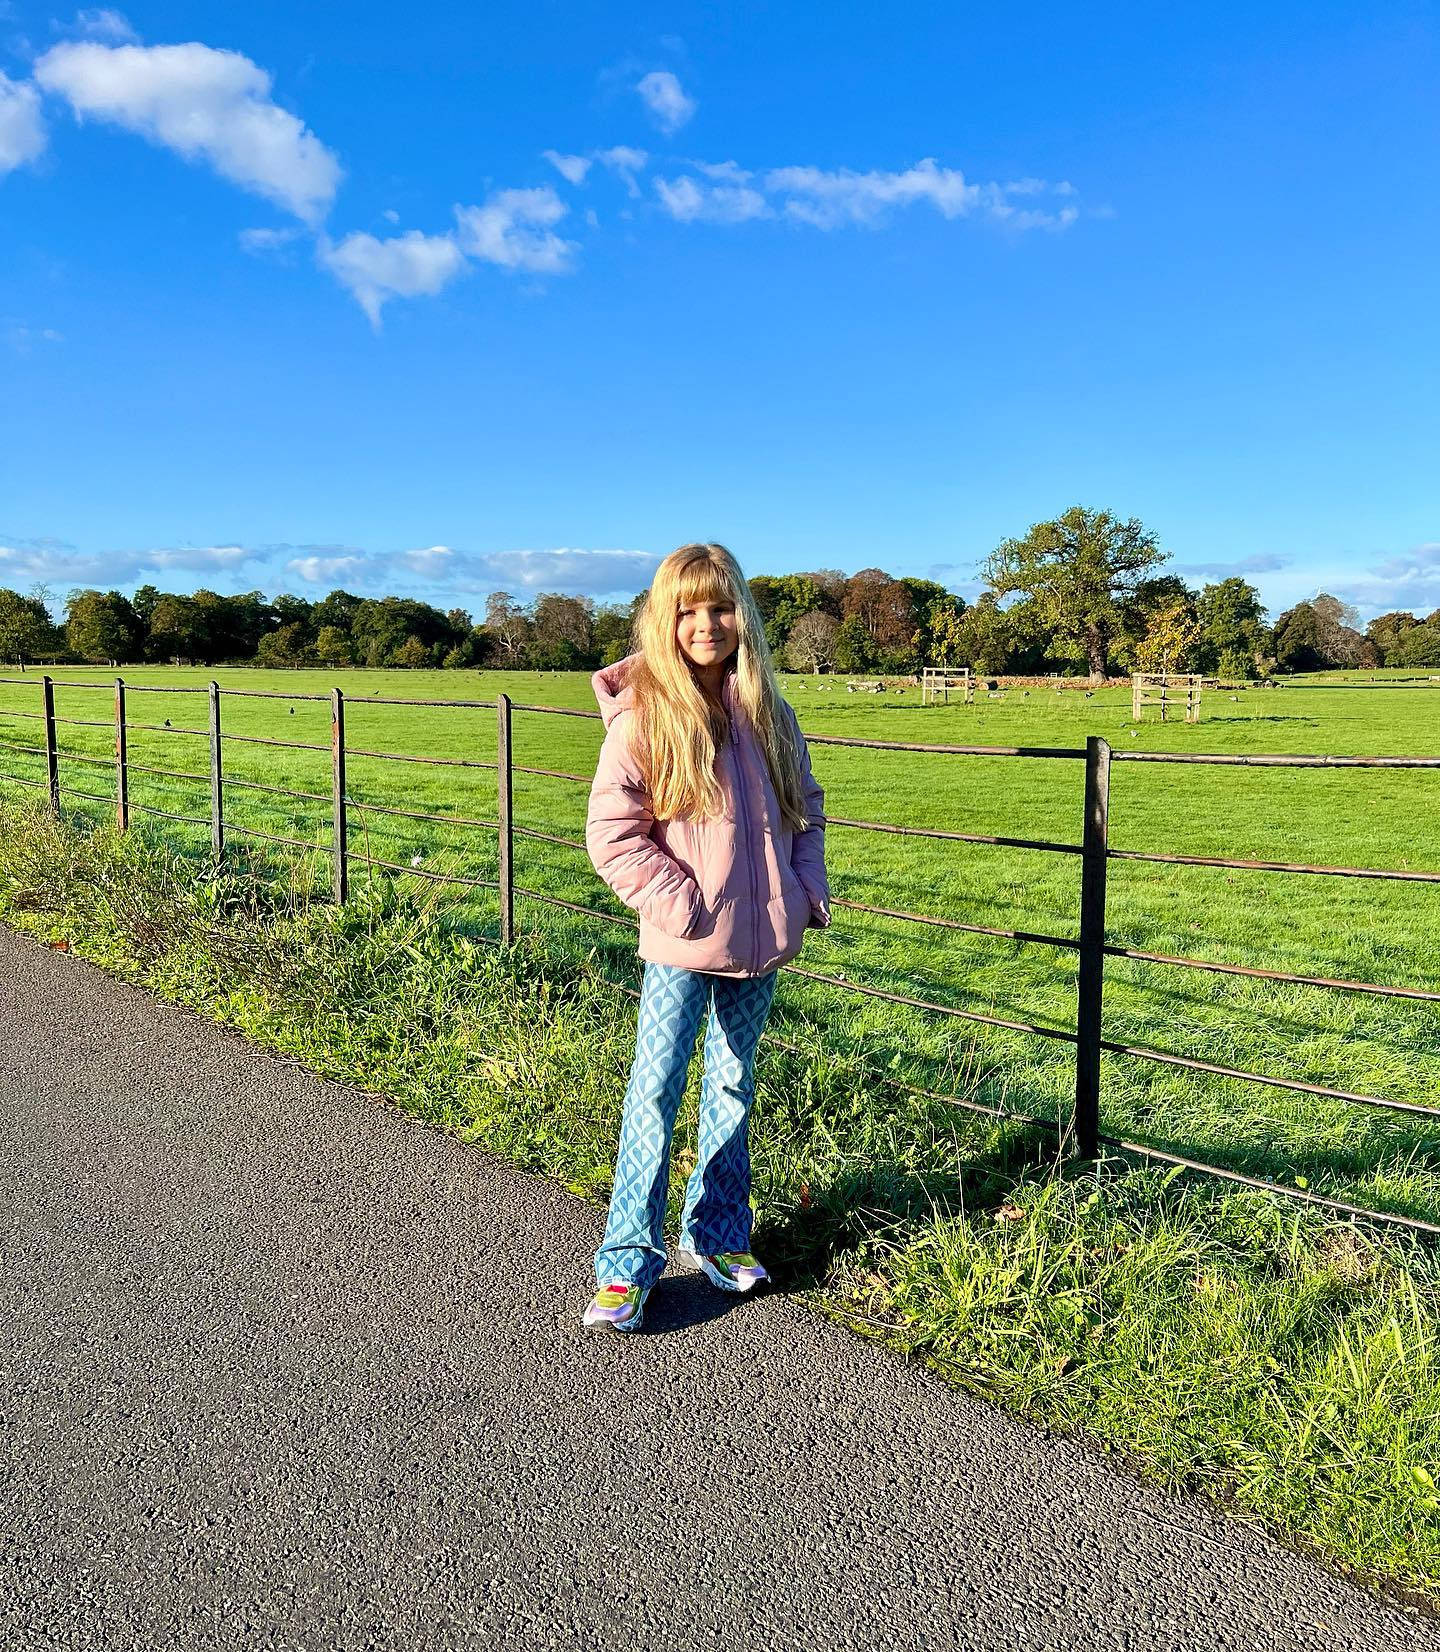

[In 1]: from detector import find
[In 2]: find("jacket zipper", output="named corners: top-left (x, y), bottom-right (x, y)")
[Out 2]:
top-left (729, 708), bottom-right (756, 971)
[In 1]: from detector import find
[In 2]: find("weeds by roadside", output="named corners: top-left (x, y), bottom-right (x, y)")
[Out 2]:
top-left (3, 796), bottom-right (1437, 1605)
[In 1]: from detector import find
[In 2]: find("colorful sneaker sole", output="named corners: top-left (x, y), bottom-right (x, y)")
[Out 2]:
top-left (680, 1249), bottom-right (767, 1294)
top-left (582, 1287), bottom-right (648, 1332)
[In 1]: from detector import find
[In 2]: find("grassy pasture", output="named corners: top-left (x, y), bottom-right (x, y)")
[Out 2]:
top-left (4, 663), bottom-right (1438, 1229)
top-left (5, 663), bottom-right (1440, 1595)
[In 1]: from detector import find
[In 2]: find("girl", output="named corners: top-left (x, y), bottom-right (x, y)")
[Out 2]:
top-left (581, 541), bottom-right (831, 1333)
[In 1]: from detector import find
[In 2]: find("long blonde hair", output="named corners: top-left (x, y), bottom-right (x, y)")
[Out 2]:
top-left (625, 542), bottom-right (811, 833)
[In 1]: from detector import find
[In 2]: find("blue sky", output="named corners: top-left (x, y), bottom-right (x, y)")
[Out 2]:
top-left (2, 1), bottom-right (1437, 622)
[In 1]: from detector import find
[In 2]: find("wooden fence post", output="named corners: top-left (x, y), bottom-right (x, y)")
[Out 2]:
top-left (497, 692), bottom-right (514, 944)
top-left (1074, 735), bottom-right (1111, 1160)
top-left (331, 687), bottom-right (348, 904)
top-left (208, 680), bottom-right (224, 855)
top-left (42, 674), bottom-right (59, 812)
top-left (114, 677), bottom-right (129, 831)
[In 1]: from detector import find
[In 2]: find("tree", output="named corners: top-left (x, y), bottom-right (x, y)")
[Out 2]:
top-left (314, 625), bottom-right (354, 667)
top-left (1272, 602), bottom-right (1324, 672)
top-left (530, 593), bottom-right (594, 668)
top-left (1366, 611), bottom-right (1419, 664)
top-left (592, 603), bottom-right (634, 664)
top-left (392, 635), bottom-right (430, 669)
top-left (832, 614), bottom-right (875, 674)
top-left (842, 569), bottom-right (918, 657)
top-left (1195, 578), bottom-right (1268, 678)
top-left (1136, 602), bottom-right (1203, 673)
top-left (254, 624), bottom-right (310, 668)
top-left (0, 589), bottom-right (55, 663)
top-left (954, 592), bottom-right (1014, 675)
top-left (926, 599), bottom-right (968, 666)
top-left (984, 506), bottom-right (1169, 682)
top-left (1390, 620), bottom-right (1440, 668)
top-left (146, 594), bottom-right (208, 662)
top-left (483, 591), bottom-right (530, 666)
top-left (783, 610), bottom-right (841, 674)
top-left (1310, 593), bottom-right (1366, 666)
top-left (748, 573), bottom-right (823, 655)
top-left (65, 589), bottom-right (142, 663)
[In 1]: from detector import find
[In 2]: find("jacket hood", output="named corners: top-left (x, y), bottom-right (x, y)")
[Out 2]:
top-left (591, 651), bottom-right (739, 729)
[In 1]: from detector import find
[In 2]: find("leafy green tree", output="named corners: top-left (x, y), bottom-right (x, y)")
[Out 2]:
top-left (65, 589), bottom-right (142, 663)
top-left (254, 624), bottom-right (310, 668)
top-left (312, 589), bottom-right (363, 636)
top-left (314, 625), bottom-right (355, 667)
top-left (392, 635), bottom-right (430, 668)
top-left (132, 584), bottom-right (161, 632)
top-left (1136, 602), bottom-right (1203, 673)
top-left (0, 589), bottom-right (55, 663)
top-left (985, 506), bottom-right (1168, 682)
top-left (1390, 620), bottom-right (1440, 667)
top-left (1195, 578), bottom-right (1268, 677)
top-left (749, 573), bottom-right (822, 654)
top-left (832, 613), bottom-right (876, 674)
top-left (1272, 602), bottom-right (1324, 672)
top-left (926, 598), bottom-right (967, 665)
top-left (146, 594), bottom-right (209, 662)
top-left (1365, 611), bottom-right (1419, 664)
top-left (954, 593), bottom-right (1015, 675)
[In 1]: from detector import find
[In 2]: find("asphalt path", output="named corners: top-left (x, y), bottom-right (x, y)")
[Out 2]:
top-left (2, 924), bottom-right (1435, 1651)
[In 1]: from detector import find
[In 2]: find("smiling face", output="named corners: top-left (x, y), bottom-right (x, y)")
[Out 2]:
top-left (676, 598), bottom-right (739, 674)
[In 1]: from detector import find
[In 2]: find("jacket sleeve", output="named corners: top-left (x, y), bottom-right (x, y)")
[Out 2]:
top-left (784, 701), bottom-right (831, 929)
top-left (586, 712), bottom-right (705, 940)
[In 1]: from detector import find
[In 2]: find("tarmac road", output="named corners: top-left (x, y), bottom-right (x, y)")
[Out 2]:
top-left (1, 924), bottom-right (1434, 1651)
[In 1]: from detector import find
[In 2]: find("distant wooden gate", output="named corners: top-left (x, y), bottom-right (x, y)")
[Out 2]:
top-left (1132, 672), bottom-right (1202, 723)
top-left (922, 666), bottom-right (973, 705)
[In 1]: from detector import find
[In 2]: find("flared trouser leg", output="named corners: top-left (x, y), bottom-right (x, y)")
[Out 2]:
top-left (679, 969), bottom-right (779, 1258)
top-left (594, 962), bottom-right (710, 1289)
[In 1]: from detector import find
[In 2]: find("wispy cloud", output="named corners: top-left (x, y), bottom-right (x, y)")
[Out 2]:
top-left (454, 186), bottom-right (575, 274)
top-left (69, 8), bottom-right (139, 43)
top-left (318, 228), bottom-right (467, 327)
top-left (34, 39), bottom-right (341, 221)
top-left (0, 536), bottom-right (260, 585)
top-left (0, 71), bottom-right (46, 174)
top-left (1333, 543), bottom-right (1440, 617)
top-left (654, 173), bottom-right (769, 224)
top-left (284, 542), bottom-right (661, 599)
top-left (542, 144), bottom-right (648, 196)
top-left (1182, 552), bottom-right (1293, 578)
top-left (653, 157), bottom-right (1081, 233)
top-left (238, 224), bottom-right (302, 255)
top-left (636, 69), bottom-right (695, 134)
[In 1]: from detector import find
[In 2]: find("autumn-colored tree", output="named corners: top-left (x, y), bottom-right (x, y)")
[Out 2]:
top-left (1136, 602), bottom-right (1204, 673)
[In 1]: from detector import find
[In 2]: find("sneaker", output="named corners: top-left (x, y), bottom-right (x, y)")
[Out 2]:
top-left (680, 1249), bottom-right (769, 1294)
top-left (582, 1281), bottom-right (648, 1332)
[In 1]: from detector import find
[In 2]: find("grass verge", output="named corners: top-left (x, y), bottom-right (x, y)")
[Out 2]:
top-left (4, 797), bottom-right (1438, 1607)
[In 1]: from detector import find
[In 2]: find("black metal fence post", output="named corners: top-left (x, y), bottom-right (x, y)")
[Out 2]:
top-left (1074, 734), bottom-right (1111, 1159)
top-left (114, 677), bottom-right (129, 831)
top-left (208, 680), bottom-right (224, 855)
top-left (497, 691), bottom-right (514, 944)
top-left (42, 675), bottom-right (59, 812)
top-left (331, 687), bottom-right (348, 904)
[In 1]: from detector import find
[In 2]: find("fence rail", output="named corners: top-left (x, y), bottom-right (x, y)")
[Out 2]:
top-left (3, 672), bottom-right (1437, 1236)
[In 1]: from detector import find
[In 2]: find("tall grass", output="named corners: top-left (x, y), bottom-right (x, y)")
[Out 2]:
top-left (4, 795), bottom-right (1438, 1606)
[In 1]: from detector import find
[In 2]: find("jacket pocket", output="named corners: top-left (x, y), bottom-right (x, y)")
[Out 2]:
top-left (689, 895), bottom-right (742, 969)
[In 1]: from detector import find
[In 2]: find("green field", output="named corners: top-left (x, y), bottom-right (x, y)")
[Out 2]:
top-left (4, 663), bottom-right (1439, 1225)
top-left (5, 662), bottom-right (1440, 1595)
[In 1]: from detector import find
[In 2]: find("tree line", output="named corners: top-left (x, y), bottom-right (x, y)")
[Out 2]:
top-left (3, 507), bottom-right (1437, 678)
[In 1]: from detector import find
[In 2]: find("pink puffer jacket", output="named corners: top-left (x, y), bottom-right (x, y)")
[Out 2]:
top-left (585, 653), bottom-right (831, 978)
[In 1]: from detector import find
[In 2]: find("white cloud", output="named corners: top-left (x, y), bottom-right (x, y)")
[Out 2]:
top-left (654, 172), bottom-right (769, 224)
top-left (595, 144), bottom-right (646, 195)
top-left (286, 553), bottom-right (364, 583)
top-left (542, 148), bottom-right (591, 185)
top-left (0, 537), bottom-right (258, 584)
top-left (70, 8), bottom-right (138, 42)
top-left (764, 158), bottom-right (982, 227)
top-left (317, 228), bottom-right (466, 326)
top-left (690, 159), bottom-right (751, 183)
top-left (636, 69), bottom-right (695, 134)
top-left (0, 72), bottom-right (46, 174)
top-left (401, 544), bottom-right (453, 577)
top-left (543, 144), bottom-right (647, 196)
top-left (238, 224), bottom-right (301, 254)
top-left (34, 40), bottom-right (341, 221)
top-left (454, 186), bottom-right (576, 273)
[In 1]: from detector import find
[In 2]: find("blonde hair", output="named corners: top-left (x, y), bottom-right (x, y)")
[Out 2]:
top-left (625, 542), bottom-right (811, 833)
